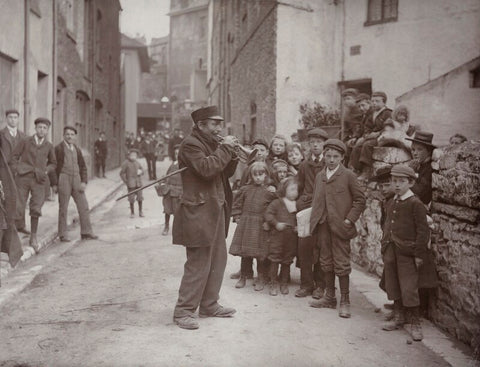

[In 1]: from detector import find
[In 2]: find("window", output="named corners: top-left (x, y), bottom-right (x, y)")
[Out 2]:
top-left (54, 78), bottom-right (67, 143)
top-left (75, 91), bottom-right (90, 148)
top-left (36, 71), bottom-right (48, 118)
top-left (84, 0), bottom-right (91, 76)
top-left (470, 66), bottom-right (480, 88)
top-left (95, 100), bottom-right (103, 134)
top-left (365, 0), bottom-right (398, 25)
top-left (0, 53), bottom-right (16, 119)
top-left (95, 10), bottom-right (102, 65)
top-left (199, 16), bottom-right (206, 39)
top-left (62, 0), bottom-right (75, 33)
top-left (249, 101), bottom-right (257, 144)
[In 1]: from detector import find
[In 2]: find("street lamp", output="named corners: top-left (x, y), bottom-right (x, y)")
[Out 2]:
top-left (161, 96), bottom-right (169, 128)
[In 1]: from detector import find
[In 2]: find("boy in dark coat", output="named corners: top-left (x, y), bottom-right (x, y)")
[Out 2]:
top-left (381, 164), bottom-right (430, 342)
top-left (309, 139), bottom-right (366, 318)
top-left (140, 133), bottom-right (158, 180)
top-left (10, 118), bottom-right (56, 252)
top-left (120, 149), bottom-right (144, 218)
top-left (295, 128), bottom-right (329, 298)
top-left (94, 131), bottom-right (108, 178)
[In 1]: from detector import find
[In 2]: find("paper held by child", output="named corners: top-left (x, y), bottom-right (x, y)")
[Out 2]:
top-left (296, 207), bottom-right (312, 238)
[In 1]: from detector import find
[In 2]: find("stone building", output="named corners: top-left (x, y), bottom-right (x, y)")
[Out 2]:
top-left (168, 0), bottom-right (208, 132)
top-left (56, 0), bottom-right (123, 173)
top-left (208, 0), bottom-right (480, 145)
top-left (0, 0), bottom-right (122, 175)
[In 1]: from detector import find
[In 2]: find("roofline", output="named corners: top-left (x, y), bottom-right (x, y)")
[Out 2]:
top-left (167, 4), bottom-right (208, 17)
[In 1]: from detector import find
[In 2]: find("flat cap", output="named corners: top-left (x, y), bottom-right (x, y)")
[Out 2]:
top-left (271, 159), bottom-right (289, 168)
top-left (63, 125), bottom-right (77, 134)
top-left (355, 93), bottom-right (371, 103)
top-left (191, 106), bottom-right (224, 124)
top-left (307, 128), bottom-right (329, 140)
top-left (405, 131), bottom-right (436, 148)
top-left (251, 138), bottom-right (269, 149)
top-left (34, 117), bottom-right (51, 126)
top-left (128, 148), bottom-right (140, 154)
top-left (341, 88), bottom-right (358, 98)
top-left (390, 164), bottom-right (416, 179)
top-left (5, 109), bottom-right (19, 116)
top-left (370, 166), bottom-right (391, 182)
top-left (372, 91), bottom-right (387, 101)
top-left (323, 138), bottom-right (346, 154)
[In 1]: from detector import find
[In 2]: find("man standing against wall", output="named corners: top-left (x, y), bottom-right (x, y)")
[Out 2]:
top-left (94, 131), bottom-right (108, 178)
top-left (52, 126), bottom-right (98, 242)
top-left (172, 106), bottom-right (238, 330)
top-left (10, 118), bottom-right (56, 252)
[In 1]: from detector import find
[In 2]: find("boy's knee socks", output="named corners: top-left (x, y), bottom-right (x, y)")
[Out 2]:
top-left (339, 275), bottom-right (350, 294)
top-left (130, 202), bottom-right (134, 214)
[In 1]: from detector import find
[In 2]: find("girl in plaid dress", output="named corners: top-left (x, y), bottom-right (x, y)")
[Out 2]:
top-left (229, 162), bottom-right (276, 290)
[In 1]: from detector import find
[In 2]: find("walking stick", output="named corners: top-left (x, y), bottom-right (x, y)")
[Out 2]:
top-left (116, 167), bottom-right (187, 201)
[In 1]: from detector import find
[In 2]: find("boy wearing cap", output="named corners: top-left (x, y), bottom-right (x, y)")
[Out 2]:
top-left (381, 164), bottom-right (429, 341)
top-left (295, 128), bottom-right (329, 298)
top-left (309, 139), bottom-right (366, 318)
top-left (120, 149), bottom-right (145, 218)
top-left (53, 126), bottom-right (98, 242)
top-left (10, 118), bottom-right (57, 252)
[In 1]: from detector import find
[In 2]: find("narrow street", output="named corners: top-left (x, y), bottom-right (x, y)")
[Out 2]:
top-left (0, 177), bottom-right (449, 367)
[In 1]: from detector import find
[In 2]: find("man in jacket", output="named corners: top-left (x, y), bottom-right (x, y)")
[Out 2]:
top-left (52, 126), bottom-right (98, 242)
top-left (94, 131), bottom-right (108, 178)
top-left (0, 109), bottom-right (27, 164)
top-left (10, 118), bottom-right (56, 252)
top-left (172, 106), bottom-right (238, 330)
top-left (140, 132), bottom-right (158, 180)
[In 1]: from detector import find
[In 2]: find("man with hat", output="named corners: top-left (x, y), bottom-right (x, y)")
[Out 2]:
top-left (10, 117), bottom-right (56, 252)
top-left (406, 131), bottom-right (436, 206)
top-left (294, 127), bottom-right (329, 298)
top-left (52, 126), bottom-right (98, 242)
top-left (140, 131), bottom-right (158, 180)
top-left (309, 139), bottom-right (366, 318)
top-left (380, 164), bottom-right (430, 341)
top-left (172, 105), bottom-right (239, 330)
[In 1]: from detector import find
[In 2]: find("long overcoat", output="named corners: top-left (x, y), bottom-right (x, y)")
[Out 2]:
top-left (310, 164), bottom-right (366, 240)
top-left (172, 127), bottom-right (237, 247)
top-left (0, 127), bottom-right (27, 163)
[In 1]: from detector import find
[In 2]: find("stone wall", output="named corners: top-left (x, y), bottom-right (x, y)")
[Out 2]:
top-left (351, 142), bottom-right (480, 350)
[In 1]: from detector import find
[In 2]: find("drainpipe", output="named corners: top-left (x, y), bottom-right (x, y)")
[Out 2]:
top-left (52, 0), bottom-right (57, 138)
top-left (24, 0), bottom-right (30, 132)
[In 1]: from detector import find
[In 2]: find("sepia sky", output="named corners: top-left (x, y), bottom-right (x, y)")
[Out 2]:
top-left (120, 0), bottom-right (170, 42)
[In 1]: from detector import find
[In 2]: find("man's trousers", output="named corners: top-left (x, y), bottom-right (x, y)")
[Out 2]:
top-left (58, 173), bottom-right (93, 237)
top-left (298, 235), bottom-right (323, 290)
top-left (15, 173), bottom-right (46, 230)
top-left (174, 207), bottom-right (227, 318)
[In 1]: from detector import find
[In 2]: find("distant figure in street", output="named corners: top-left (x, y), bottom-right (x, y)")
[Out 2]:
top-left (94, 131), bottom-right (108, 178)
top-left (172, 106), bottom-right (238, 330)
top-left (53, 126), bottom-right (98, 242)
top-left (10, 118), bottom-right (57, 252)
top-left (120, 149), bottom-right (144, 218)
top-left (156, 144), bottom-right (182, 236)
top-left (168, 128), bottom-right (183, 161)
top-left (140, 132), bottom-right (158, 180)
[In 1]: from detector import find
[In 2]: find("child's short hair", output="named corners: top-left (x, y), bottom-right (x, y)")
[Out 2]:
top-left (449, 133), bottom-right (467, 144)
top-left (276, 176), bottom-right (297, 198)
top-left (269, 134), bottom-right (287, 149)
top-left (286, 143), bottom-right (304, 156)
top-left (392, 105), bottom-right (410, 122)
top-left (246, 161), bottom-right (268, 185)
top-left (372, 91), bottom-right (387, 103)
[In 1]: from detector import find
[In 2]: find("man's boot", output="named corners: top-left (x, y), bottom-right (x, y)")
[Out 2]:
top-left (338, 275), bottom-right (351, 318)
top-left (409, 307), bottom-right (424, 341)
top-left (235, 276), bottom-right (247, 289)
top-left (29, 216), bottom-right (40, 253)
top-left (309, 271), bottom-right (337, 308)
top-left (312, 266), bottom-right (325, 299)
top-left (382, 300), bottom-right (405, 331)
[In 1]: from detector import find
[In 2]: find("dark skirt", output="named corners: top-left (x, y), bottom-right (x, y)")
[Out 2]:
top-left (229, 213), bottom-right (268, 259)
top-left (163, 195), bottom-right (180, 215)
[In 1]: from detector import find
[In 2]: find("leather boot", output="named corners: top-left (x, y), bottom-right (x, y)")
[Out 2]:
top-left (409, 307), bottom-right (424, 341)
top-left (254, 274), bottom-right (265, 291)
top-left (309, 287), bottom-right (337, 308)
top-left (269, 281), bottom-right (278, 296)
top-left (339, 292), bottom-right (351, 318)
top-left (279, 264), bottom-right (289, 294)
top-left (138, 201), bottom-right (144, 217)
top-left (230, 269), bottom-right (241, 279)
top-left (29, 216), bottom-right (40, 253)
top-left (382, 301), bottom-right (405, 331)
top-left (235, 276), bottom-right (246, 289)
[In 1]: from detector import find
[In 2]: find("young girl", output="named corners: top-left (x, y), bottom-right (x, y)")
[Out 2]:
top-left (286, 143), bottom-right (304, 176)
top-left (229, 162), bottom-right (276, 290)
top-left (265, 176), bottom-right (298, 296)
top-left (271, 159), bottom-right (289, 189)
top-left (266, 134), bottom-right (288, 168)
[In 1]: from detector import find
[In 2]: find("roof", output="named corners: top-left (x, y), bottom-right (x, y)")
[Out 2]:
top-left (121, 33), bottom-right (150, 72)
top-left (150, 36), bottom-right (169, 46)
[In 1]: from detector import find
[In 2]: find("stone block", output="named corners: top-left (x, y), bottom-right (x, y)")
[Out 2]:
top-left (438, 141), bottom-right (480, 173)
top-left (372, 146), bottom-right (412, 164)
top-left (433, 170), bottom-right (480, 209)
top-left (432, 202), bottom-right (480, 224)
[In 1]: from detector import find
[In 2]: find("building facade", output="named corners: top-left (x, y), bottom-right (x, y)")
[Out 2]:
top-left (0, 0), bottom-right (122, 175)
top-left (168, 0), bottom-right (209, 132)
top-left (208, 0), bottom-right (480, 145)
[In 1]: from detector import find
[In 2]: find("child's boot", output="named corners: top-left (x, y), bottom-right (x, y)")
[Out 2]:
top-left (279, 264), bottom-right (290, 295)
top-left (338, 275), bottom-right (351, 318)
top-left (309, 271), bottom-right (337, 309)
top-left (29, 216), bottom-right (40, 253)
top-left (382, 300), bottom-right (405, 331)
top-left (138, 201), bottom-right (144, 217)
top-left (409, 307), bottom-right (423, 341)
top-left (162, 214), bottom-right (170, 235)
top-left (269, 281), bottom-right (278, 296)
top-left (235, 276), bottom-right (247, 289)
top-left (130, 203), bottom-right (135, 218)
top-left (254, 273), bottom-right (265, 291)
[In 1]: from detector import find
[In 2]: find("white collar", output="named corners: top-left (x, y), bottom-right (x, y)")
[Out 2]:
top-left (7, 126), bottom-right (17, 136)
top-left (395, 189), bottom-right (414, 201)
top-left (64, 140), bottom-right (74, 150)
top-left (34, 135), bottom-right (44, 145)
top-left (326, 164), bottom-right (340, 174)
top-left (311, 153), bottom-right (323, 162)
top-left (373, 107), bottom-right (386, 120)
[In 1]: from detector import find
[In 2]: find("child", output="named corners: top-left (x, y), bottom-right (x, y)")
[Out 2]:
top-left (120, 149), bottom-right (144, 218)
top-left (295, 128), bottom-right (329, 299)
top-left (264, 176), bottom-right (298, 295)
top-left (449, 133), bottom-right (467, 145)
top-left (380, 164), bottom-right (430, 342)
top-left (229, 162), bottom-right (275, 290)
top-left (157, 145), bottom-right (182, 235)
top-left (266, 134), bottom-right (288, 167)
top-left (309, 139), bottom-right (366, 318)
top-left (405, 131), bottom-right (436, 206)
top-left (286, 143), bottom-right (304, 176)
top-left (271, 159), bottom-right (289, 188)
